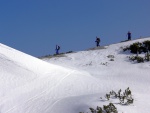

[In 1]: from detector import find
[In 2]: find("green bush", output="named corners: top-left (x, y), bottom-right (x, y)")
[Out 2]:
top-left (123, 40), bottom-right (150, 54)
top-left (105, 94), bottom-right (110, 100)
top-left (122, 41), bottom-right (150, 63)
top-left (106, 87), bottom-right (134, 105)
top-left (103, 103), bottom-right (118, 113)
top-left (136, 56), bottom-right (144, 63)
top-left (79, 88), bottom-right (134, 113)
top-left (145, 53), bottom-right (150, 61)
top-left (143, 40), bottom-right (150, 51)
top-left (88, 103), bottom-right (118, 113)
top-left (129, 56), bottom-right (144, 63)
top-left (129, 42), bottom-right (142, 54)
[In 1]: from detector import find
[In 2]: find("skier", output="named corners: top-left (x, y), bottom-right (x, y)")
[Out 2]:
top-left (55, 45), bottom-right (60, 54)
top-left (95, 37), bottom-right (100, 47)
top-left (127, 31), bottom-right (131, 40)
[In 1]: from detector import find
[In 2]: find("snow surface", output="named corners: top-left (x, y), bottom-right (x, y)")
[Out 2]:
top-left (0, 37), bottom-right (150, 113)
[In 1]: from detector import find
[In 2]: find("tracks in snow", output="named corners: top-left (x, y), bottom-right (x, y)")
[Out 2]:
top-left (5, 70), bottom-right (76, 113)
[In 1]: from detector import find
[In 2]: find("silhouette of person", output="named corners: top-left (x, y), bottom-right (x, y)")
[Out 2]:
top-left (127, 31), bottom-right (131, 40)
top-left (95, 37), bottom-right (100, 47)
top-left (55, 45), bottom-right (60, 54)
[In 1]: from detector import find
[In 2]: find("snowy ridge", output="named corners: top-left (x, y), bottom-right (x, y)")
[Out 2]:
top-left (0, 43), bottom-right (103, 113)
top-left (0, 37), bottom-right (150, 113)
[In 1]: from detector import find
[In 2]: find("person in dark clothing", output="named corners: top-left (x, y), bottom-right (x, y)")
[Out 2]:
top-left (127, 31), bottom-right (131, 40)
top-left (55, 45), bottom-right (60, 54)
top-left (95, 37), bottom-right (100, 47)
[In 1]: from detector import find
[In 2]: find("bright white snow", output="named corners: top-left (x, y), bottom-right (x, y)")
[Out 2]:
top-left (0, 37), bottom-right (150, 113)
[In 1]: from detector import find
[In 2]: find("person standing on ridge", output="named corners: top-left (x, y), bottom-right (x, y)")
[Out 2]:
top-left (55, 45), bottom-right (60, 54)
top-left (127, 31), bottom-right (131, 40)
top-left (95, 36), bottom-right (100, 47)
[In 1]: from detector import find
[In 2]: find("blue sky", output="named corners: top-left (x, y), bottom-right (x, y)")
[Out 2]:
top-left (0, 0), bottom-right (150, 57)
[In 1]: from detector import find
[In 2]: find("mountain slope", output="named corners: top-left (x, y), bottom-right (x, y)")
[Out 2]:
top-left (0, 37), bottom-right (150, 113)
top-left (0, 43), bottom-right (103, 113)
top-left (43, 37), bottom-right (150, 113)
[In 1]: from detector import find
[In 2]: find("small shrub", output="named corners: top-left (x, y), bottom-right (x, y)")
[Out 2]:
top-left (105, 94), bottom-right (110, 100)
top-left (100, 62), bottom-right (108, 66)
top-left (126, 98), bottom-right (134, 105)
top-left (107, 55), bottom-right (115, 58)
top-left (110, 59), bottom-right (114, 61)
top-left (136, 56), bottom-right (144, 63)
top-left (89, 108), bottom-right (95, 113)
top-left (105, 87), bottom-right (134, 105)
top-left (129, 42), bottom-right (142, 54)
top-left (129, 55), bottom-right (136, 61)
top-left (118, 89), bottom-right (121, 98)
top-left (143, 40), bottom-right (150, 51)
top-left (86, 61), bottom-right (92, 66)
top-left (96, 106), bottom-right (103, 113)
top-left (145, 53), bottom-right (150, 61)
top-left (107, 55), bottom-right (115, 62)
top-left (103, 103), bottom-right (118, 113)
top-left (88, 103), bottom-right (118, 113)
top-left (80, 88), bottom-right (133, 113)
top-left (123, 40), bottom-right (150, 63)
top-left (129, 55), bottom-right (144, 63)
top-left (89, 106), bottom-right (103, 113)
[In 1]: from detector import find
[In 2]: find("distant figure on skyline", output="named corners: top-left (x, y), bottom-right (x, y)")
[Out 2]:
top-left (95, 36), bottom-right (100, 47)
top-left (127, 31), bottom-right (131, 40)
top-left (55, 45), bottom-right (60, 54)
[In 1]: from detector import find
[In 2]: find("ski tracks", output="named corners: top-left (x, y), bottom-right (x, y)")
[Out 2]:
top-left (5, 70), bottom-right (76, 113)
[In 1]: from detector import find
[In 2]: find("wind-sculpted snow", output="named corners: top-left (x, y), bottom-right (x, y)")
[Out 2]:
top-left (0, 43), bottom-right (103, 113)
top-left (0, 37), bottom-right (150, 113)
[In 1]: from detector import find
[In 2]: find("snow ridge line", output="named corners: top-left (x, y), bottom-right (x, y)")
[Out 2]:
top-left (5, 70), bottom-right (76, 113)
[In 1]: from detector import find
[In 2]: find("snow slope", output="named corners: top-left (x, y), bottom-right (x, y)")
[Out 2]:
top-left (43, 37), bottom-right (150, 113)
top-left (0, 37), bottom-right (150, 113)
top-left (0, 43), bottom-right (102, 113)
